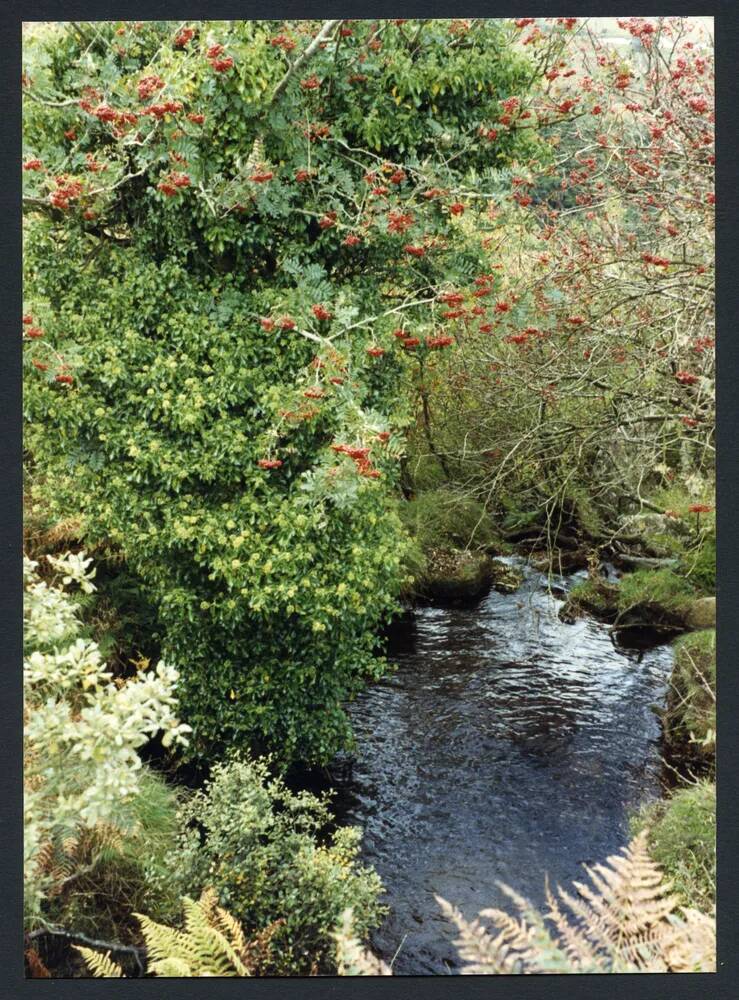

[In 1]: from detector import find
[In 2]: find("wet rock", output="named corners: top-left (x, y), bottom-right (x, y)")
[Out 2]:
top-left (491, 561), bottom-right (524, 594)
top-left (530, 548), bottom-right (590, 573)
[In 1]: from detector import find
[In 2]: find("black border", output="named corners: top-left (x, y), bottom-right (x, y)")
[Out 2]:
top-left (3, 4), bottom-right (737, 998)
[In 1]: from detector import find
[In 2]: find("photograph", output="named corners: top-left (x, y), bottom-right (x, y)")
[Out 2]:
top-left (21, 15), bottom-right (716, 978)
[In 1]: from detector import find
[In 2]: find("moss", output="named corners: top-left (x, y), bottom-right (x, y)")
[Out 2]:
top-left (664, 629), bottom-right (715, 762)
top-left (418, 548), bottom-right (497, 604)
top-left (679, 533), bottom-right (716, 592)
top-left (616, 567), bottom-right (696, 619)
top-left (631, 782), bottom-right (715, 912)
top-left (562, 576), bottom-right (619, 621)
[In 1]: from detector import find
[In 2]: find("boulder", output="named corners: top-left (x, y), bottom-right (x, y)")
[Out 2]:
top-left (418, 548), bottom-right (497, 605)
top-left (685, 597), bottom-right (716, 630)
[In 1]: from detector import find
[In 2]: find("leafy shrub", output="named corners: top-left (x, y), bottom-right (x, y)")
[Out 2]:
top-left (24, 552), bottom-right (190, 932)
top-left (631, 782), bottom-right (715, 913)
top-left (22, 19), bottom-right (541, 763)
top-left (172, 755), bottom-right (386, 975)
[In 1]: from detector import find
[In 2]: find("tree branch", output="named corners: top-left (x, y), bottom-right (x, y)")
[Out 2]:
top-left (269, 20), bottom-right (341, 105)
top-left (26, 926), bottom-right (145, 977)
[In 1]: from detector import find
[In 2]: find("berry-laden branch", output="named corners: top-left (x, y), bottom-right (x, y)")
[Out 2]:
top-left (269, 20), bottom-right (341, 105)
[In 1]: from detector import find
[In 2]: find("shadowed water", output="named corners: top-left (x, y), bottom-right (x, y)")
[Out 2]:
top-left (329, 560), bottom-right (673, 975)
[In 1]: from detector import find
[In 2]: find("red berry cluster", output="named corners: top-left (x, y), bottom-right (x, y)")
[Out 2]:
top-left (331, 444), bottom-right (380, 479)
top-left (138, 74), bottom-right (165, 101)
top-left (386, 211), bottom-right (413, 235)
top-left (157, 171), bottom-right (191, 196)
top-left (50, 176), bottom-right (84, 210)
top-left (271, 34), bottom-right (296, 51)
top-left (174, 26), bottom-right (195, 48)
top-left (207, 44), bottom-right (234, 72)
top-left (426, 336), bottom-right (454, 349)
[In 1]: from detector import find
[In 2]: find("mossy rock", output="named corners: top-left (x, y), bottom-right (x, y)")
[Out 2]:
top-left (631, 781), bottom-right (715, 912)
top-left (490, 560), bottom-right (524, 594)
top-left (684, 597), bottom-right (716, 630)
top-left (559, 575), bottom-right (620, 623)
top-left (416, 548), bottom-right (497, 605)
top-left (663, 629), bottom-right (715, 766)
top-left (530, 548), bottom-right (590, 574)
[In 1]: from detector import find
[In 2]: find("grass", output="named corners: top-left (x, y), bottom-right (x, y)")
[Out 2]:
top-left (400, 488), bottom-right (500, 555)
top-left (664, 629), bottom-right (716, 760)
top-left (631, 781), bottom-right (715, 913)
top-left (616, 567), bottom-right (696, 617)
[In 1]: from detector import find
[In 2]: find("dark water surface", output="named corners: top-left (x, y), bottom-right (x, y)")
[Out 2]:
top-left (329, 560), bottom-right (673, 975)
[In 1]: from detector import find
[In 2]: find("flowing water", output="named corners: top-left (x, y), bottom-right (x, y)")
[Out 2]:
top-left (328, 559), bottom-right (674, 975)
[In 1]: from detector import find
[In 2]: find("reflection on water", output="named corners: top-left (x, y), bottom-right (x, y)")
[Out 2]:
top-left (330, 560), bottom-right (673, 974)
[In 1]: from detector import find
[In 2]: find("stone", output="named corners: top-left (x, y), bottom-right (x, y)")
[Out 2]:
top-left (684, 596), bottom-right (716, 630)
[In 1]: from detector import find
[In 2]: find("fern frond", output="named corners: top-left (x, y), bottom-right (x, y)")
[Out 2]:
top-left (147, 956), bottom-right (194, 977)
top-left (334, 908), bottom-right (391, 976)
top-left (440, 834), bottom-right (715, 975)
top-left (134, 912), bottom-right (190, 965)
top-left (75, 946), bottom-right (124, 978)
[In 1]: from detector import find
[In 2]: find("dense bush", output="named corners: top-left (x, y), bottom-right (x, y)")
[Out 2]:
top-left (171, 755), bottom-right (386, 975)
top-left (23, 18), bottom-right (544, 763)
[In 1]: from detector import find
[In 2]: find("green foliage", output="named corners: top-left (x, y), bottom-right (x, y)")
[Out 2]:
top-left (679, 532), bottom-right (716, 592)
top-left (400, 487), bottom-right (499, 554)
top-left (631, 782), bottom-right (715, 913)
top-left (23, 552), bottom-right (188, 937)
top-left (171, 755), bottom-right (386, 975)
top-left (57, 770), bottom-right (184, 942)
top-left (664, 629), bottom-right (716, 760)
top-left (23, 19), bottom-right (543, 764)
top-left (617, 567), bottom-right (696, 617)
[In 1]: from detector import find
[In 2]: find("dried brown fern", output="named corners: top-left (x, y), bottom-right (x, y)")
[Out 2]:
top-left (25, 947), bottom-right (51, 978)
top-left (335, 909), bottom-right (392, 976)
top-left (437, 832), bottom-right (715, 974)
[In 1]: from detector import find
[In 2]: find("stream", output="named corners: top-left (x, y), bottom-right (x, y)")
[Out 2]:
top-left (328, 559), bottom-right (674, 975)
